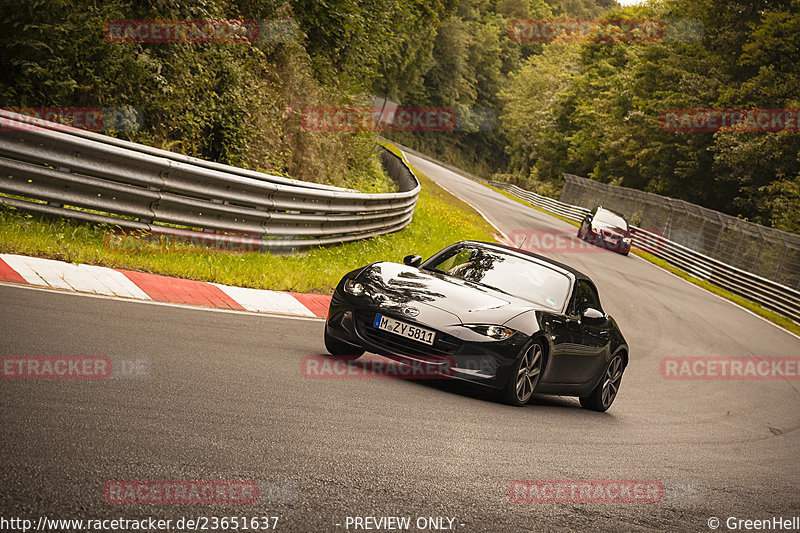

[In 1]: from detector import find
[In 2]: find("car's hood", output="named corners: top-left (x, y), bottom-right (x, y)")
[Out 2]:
top-left (592, 222), bottom-right (629, 237)
top-left (356, 262), bottom-right (538, 324)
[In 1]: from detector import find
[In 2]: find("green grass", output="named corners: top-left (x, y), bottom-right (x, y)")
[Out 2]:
top-left (485, 182), bottom-right (800, 335)
top-left (0, 143), bottom-right (496, 294)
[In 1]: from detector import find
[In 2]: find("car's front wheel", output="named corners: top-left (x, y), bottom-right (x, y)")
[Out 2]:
top-left (324, 329), bottom-right (364, 359)
top-left (580, 354), bottom-right (625, 412)
top-left (577, 222), bottom-right (588, 240)
top-left (501, 341), bottom-right (544, 406)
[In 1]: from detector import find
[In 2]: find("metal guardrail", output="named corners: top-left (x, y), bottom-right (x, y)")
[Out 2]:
top-left (490, 181), bottom-right (800, 323)
top-left (0, 110), bottom-right (420, 251)
top-left (490, 181), bottom-right (590, 221)
top-left (562, 173), bottom-right (800, 290)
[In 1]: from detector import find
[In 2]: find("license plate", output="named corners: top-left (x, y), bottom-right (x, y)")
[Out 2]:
top-left (373, 314), bottom-right (436, 345)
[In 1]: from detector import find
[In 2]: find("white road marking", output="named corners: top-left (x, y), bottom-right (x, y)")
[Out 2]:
top-left (0, 281), bottom-right (324, 321)
top-left (78, 263), bottom-right (152, 299)
top-left (0, 254), bottom-right (48, 285)
top-left (211, 283), bottom-right (317, 317)
top-left (1, 253), bottom-right (151, 298)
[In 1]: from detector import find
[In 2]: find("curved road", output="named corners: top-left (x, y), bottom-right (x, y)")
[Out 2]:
top-left (1, 152), bottom-right (799, 532)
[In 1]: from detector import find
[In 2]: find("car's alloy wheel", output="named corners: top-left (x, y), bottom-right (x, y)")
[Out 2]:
top-left (601, 356), bottom-right (623, 406)
top-left (580, 354), bottom-right (624, 412)
top-left (502, 342), bottom-right (543, 406)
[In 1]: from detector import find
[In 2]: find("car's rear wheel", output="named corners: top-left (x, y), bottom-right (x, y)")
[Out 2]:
top-left (580, 354), bottom-right (624, 412)
top-left (324, 329), bottom-right (364, 359)
top-left (501, 341), bottom-right (544, 406)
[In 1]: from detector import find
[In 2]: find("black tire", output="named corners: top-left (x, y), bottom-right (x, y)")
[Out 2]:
top-left (324, 329), bottom-right (364, 359)
top-left (577, 222), bottom-right (587, 240)
top-left (580, 354), bottom-right (625, 412)
top-left (501, 341), bottom-right (544, 406)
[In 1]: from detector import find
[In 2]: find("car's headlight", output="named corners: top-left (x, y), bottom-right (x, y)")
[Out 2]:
top-left (622, 237), bottom-right (632, 244)
top-left (343, 279), bottom-right (364, 296)
top-left (462, 324), bottom-right (515, 340)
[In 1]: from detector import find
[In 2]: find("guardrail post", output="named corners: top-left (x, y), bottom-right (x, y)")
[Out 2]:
top-left (711, 213), bottom-right (726, 257)
top-left (751, 226), bottom-right (767, 272)
top-left (775, 246), bottom-right (787, 281)
top-left (694, 217), bottom-right (705, 250)
top-left (731, 232), bottom-right (745, 263)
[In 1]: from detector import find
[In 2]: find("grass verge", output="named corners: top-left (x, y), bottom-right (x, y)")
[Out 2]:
top-left (0, 142), bottom-right (496, 294)
top-left (484, 182), bottom-right (800, 336)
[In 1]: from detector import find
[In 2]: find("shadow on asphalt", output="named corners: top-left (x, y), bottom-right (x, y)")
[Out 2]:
top-left (410, 377), bottom-right (582, 410)
top-left (309, 353), bottom-right (619, 416)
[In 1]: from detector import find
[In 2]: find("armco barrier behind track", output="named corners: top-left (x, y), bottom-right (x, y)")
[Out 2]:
top-left (561, 173), bottom-right (800, 291)
top-left (490, 180), bottom-right (800, 323)
top-left (0, 109), bottom-right (419, 251)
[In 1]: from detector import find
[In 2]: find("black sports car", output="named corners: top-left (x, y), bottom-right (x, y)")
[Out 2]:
top-left (324, 241), bottom-right (628, 411)
top-left (578, 206), bottom-right (632, 255)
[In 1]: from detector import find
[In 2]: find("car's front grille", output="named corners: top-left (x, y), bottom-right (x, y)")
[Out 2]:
top-left (601, 231), bottom-right (620, 242)
top-left (354, 311), bottom-right (461, 358)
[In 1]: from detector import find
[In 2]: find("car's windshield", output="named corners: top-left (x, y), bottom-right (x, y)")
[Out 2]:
top-left (423, 246), bottom-right (572, 310)
top-left (594, 209), bottom-right (628, 231)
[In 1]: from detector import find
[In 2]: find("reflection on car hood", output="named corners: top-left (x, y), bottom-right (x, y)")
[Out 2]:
top-left (356, 262), bottom-right (544, 324)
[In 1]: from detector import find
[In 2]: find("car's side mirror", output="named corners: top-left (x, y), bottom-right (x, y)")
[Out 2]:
top-left (403, 254), bottom-right (423, 267)
top-left (581, 307), bottom-right (606, 325)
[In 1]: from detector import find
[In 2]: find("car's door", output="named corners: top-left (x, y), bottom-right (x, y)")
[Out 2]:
top-left (538, 309), bottom-right (583, 385)
top-left (554, 280), bottom-right (611, 384)
top-left (539, 279), bottom-right (595, 384)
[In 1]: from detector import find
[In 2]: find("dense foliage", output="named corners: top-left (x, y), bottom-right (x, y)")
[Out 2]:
top-left (2, 0), bottom-right (798, 231)
top-left (0, 0), bottom-right (393, 191)
top-left (383, 0), bottom-right (800, 233)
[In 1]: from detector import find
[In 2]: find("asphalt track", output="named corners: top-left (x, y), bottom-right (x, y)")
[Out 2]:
top-left (1, 152), bottom-right (799, 532)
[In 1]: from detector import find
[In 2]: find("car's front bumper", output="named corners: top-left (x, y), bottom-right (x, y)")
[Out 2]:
top-left (326, 292), bottom-right (528, 390)
top-left (590, 232), bottom-right (631, 254)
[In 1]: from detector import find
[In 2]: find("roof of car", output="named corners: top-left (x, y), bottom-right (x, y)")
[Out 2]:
top-left (466, 241), bottom-right (593, 282)
top-left (595, 206), bottom-right (628, 222)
